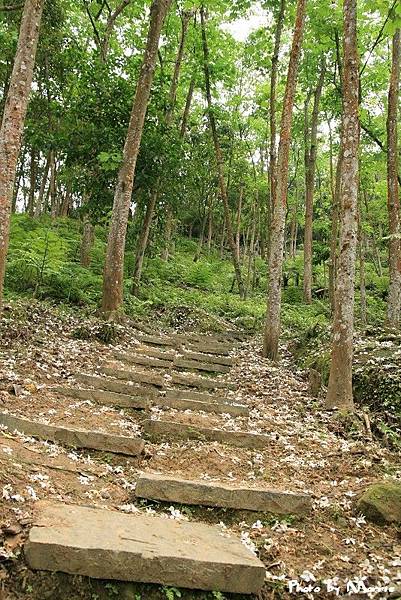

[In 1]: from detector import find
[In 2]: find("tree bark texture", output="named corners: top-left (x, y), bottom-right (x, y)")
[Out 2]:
top-left (263, 0), bottom-right (307, 359)
top-left (101, 0), bottom-right (172, 316)
top-left (326, 0), bottom-right (360, 410)
top-left (0, 0), bottom-right (44, 307)
top-left (386, 28), bottom-right (401, 328)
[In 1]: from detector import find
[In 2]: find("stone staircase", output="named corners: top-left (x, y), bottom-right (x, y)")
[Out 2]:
top-left (5, 329), bottom-right (312, 596)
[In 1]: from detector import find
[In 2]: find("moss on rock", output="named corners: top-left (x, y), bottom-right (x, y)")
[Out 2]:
top-left (357, 482), bottom-right (401, 525)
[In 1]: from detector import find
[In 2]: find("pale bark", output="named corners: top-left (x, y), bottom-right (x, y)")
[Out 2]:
top-left (49, 150), bottom-right (57, 219)
top-left (386, 29), bottom-right (401, 328)
top-left (101, 0), bottom-right (172, 315)
top-left (235, 183), bottom-right (244, 262)
top-left (303, 57), bottom-right (325, 303)
top-left (326, 0), bottom-right (360, 411)
top-left (80, 219), bottom-right (95, 268)
top-left (201, 7), bottom-right (245, 299)
top-left (0, 0), bottom-right (44, 306)
top-left (28, 147), bottom-right (37, 217)
top-left (358, 205), bottom-right (367, 327)
top-left (161, 204), bottom-right (173, 261)
top-left (34, 150), bottom-right (51, 218)
top-left (263, 0), bottom-right (307, 359)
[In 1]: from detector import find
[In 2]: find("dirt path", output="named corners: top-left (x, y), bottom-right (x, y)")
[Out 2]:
top-left (0, 302), bottom-right (400, 599)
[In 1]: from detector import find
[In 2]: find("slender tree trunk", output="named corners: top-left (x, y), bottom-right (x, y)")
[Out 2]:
top-left (60, 180), bottom-right (72, 217)
top-left (326, 0), bottom-right (360, 411)
top-left (49, 150), bottom-right (57, 219)
top-left (329, 143), bottom-right (343, 313)
top-left (161, 205), bottom-right (173, 261)
top-left (290, 183), bottom-right (299, 259)
top-left (131, 9), bottom-right (189, 295)
top-left (0, 0), bottom-right (44, 307)
top-left (263, 0), bottom-right (307, 359)
top-left (201, 7), bottom-right (245, 298)
top-left (235, 182), bottom-right (244, 262)
top-left (28, 147), bottom-right (37, 217)
top-left (386, 28), bottom-right (401, 328)
top-left (180, 76), bottom-right (195, 137)
top-left (303, 57), bottom-right (325, 303)
top-left (246, 192), bottom-right (257, 297)
top-left (195, 209), bottom-right (208, 262)
top-left (80, 220), bottom-right (95, 268)
top-left (132, 188), bottom-right (159, 296)
top-left (268, 0), bottom-right (286, 252)
top-left (101, 0), bottom-right (172, 316)
top-left (358, 203), bottom-right (367, 328)
top-left (34, 150), bottom-right (51, 218)
top-left (12, 150), bottom-right (25, 214)
top-left (207, 198), bottom-right (213, 253)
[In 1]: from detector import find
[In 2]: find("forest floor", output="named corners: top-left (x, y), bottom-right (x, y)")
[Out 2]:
top-left (0, 299), bottom-right (400, 600)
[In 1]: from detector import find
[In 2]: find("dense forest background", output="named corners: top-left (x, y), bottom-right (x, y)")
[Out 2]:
top-left (1, 0), bottom-right (401, 433)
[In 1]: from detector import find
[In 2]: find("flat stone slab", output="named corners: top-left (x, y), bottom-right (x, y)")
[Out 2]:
top-left (185, 342), bottom-right (231, 356)
top-left (143, 419), bottom-right (270, 450)
top-left (172, 372), bottom-right (234, 391)
top-left (113, 352), bottom-right (172, 370)
top-left (54, 386), bottom-right (150, 410)
top-left (0, 413), bottom-right (144, 456)
top-left (154, 395), bottom-right (249, 417)
top-left (181, 351), bottom-right (235, 367)
top-left (173, 357), bottom-right (230, 374)
top-left (136, 334), bottom-right (176, 347)
top-left (100, 366), bottom-right (165, 388)
top-left (136, 473), bottom-right (311, 515)
top-left (135, 347), bottom-right (176, 361)
top-left (75, 374), bottom-right (158, 399)
top-left (25, 502), bottom-right (265, 595)
top-left (165, 389), bottom-right (224, 403)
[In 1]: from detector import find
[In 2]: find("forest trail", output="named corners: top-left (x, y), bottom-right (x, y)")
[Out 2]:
top-left (1, 308), bottom-right (401, 599)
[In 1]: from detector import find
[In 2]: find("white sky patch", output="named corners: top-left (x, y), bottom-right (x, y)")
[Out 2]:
top-left (222, 4), bottom-right (267, 42)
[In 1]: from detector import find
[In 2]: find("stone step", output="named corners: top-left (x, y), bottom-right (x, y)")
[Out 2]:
top-left (171, 372), bottom-right (234, 391)
top-left (173, 357), bottom-right (230, 374)
top-left (100, 366), bottom-right (165, 388)
top-left (143, 419), bottom-right (270, 450)
top-left (25, 502), bottom-right (265, 595)
top-left (135, 346), bottom-right (176, 361)
top-left (136, 334), bottom-right (176, 347)
top-left (0, 413), bottom-right (144, 456)
top-left (165, 388), bottom-right (224, 403)
top-left (154, 395), bottom-right (249, 417)
top-left (54, 386), bottom-right (150, 410)
top-left (75, 373), bottom-right (158, 399)
top-left (185, 342), bottom-right (231, 356)
top-left (136, 473), bottom-right (311, 515)
top-left (113, 352), bottom-right (172, 370)
top-left (181, 351), bottom-right (235, 367)
top-left (176, 333), bottom-right (236, 347)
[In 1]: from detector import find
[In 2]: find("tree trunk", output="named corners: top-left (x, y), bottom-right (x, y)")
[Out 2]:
top-left (101, 0), bottom-right (172, 316)
top-left (161, 204), bottom-right (173, 261)
top-left (0, 0), bottom-right (44, 307)
top-left (326, 0), bottom-right (360, 411)
top-left (235, 182), bottom-right (244, 262)
top-left (180, 76), bottom-right (195, 137)
top-left (28, 147), bottom-right (37, 217)
top-left (60, 180), bottom-right (72, 217)
top-left (303, 57), bottom-right (326, 303)
top-left (130, 8), bottom-right (189, 295)
top-left (49, 150), bottom-right (57, 219)
top-left (207, 198), bottom-right (213, 253)
top-left (268, 0), bottom-right (286, 247)
top-left (263, 0), bottom-right (307, 359)
top-left (80, 219), bottom-right (95, 268)
top-left (201, 7), bottom-right (245, 298)
top-left (358, 204), bottom-right (367, 328)
top-left (34, 150), bottom-right (51, 218)
top-left (386, 28), bottom-right (401, 328)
